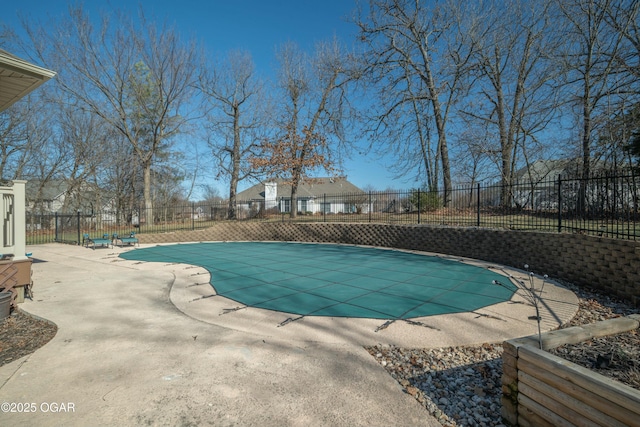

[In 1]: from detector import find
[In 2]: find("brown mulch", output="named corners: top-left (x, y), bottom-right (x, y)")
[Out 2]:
top-left (0, 310), bottom-right (57, 367)
top-left (549, 329), bottom-right (640, 389)
top-left (547, 283), bottom-right (640, 390)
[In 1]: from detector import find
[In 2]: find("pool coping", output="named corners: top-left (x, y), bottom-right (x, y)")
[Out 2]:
top-left (0, 242), bottom-right (579, 426)
top-left (154, 241), bottom-right (580, 348)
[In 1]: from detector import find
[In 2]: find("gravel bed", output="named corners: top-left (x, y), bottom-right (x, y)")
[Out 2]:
top-left (1, 281), bottom-right (638, 425)
top-left (366, 282), bottom-right (639, 426)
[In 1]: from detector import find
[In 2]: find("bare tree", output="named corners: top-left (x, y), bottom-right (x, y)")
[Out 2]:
top-left (250, 40), bottom-right (351, 218)
top-left (55, 104), bottom-right (114, 212)
top-left (23, 119), bottom-right (69, 214)
top-left (0, 32), bottom-right (56, 182)
top-left (355, 0), bottom-right (475, 205)
top-left (604, 0), bottom-right (640, 80)
top-left (552, 0), bottom-right (638, 215)
top-left (199, 50), bottom-right (267, 219)
top-left (598, 1), bottom-right (640, 167)
top-left (0, 100), bottom-right (36, 180)
top-left (461, 0), bottom-right (559, 207)
top-left (0, 90), bottom-right (62, 193)
top-left (23, 6), bottom-right (200, 223)
top-left (453, 124), bottom-right (496, 188)
top-left (199, 183), bottom-right (222, 204)
top-left (103, 131), bottom-right (141, 225)
top-left (595, 97), bottom-right (640, 168)
top-left (555, 0), bottom-right (632, 179)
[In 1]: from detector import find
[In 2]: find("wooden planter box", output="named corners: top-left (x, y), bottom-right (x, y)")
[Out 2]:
top-left (502, 315), bottom-right (640, 426)
top-left (0, 258), bottom-right (33, 307)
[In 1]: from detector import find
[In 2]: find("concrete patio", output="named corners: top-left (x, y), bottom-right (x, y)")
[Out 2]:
top-left (0, 243), bottom-right (579, 426)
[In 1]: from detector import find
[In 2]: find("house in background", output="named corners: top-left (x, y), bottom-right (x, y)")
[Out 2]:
top-left (236, 177), bottom-right (367, 214)
top-left (25, 180), bottom-right (119, 232)
top-left (26, 180), bottom-right (71, 213)
top-left (26, 179), bottom-right (114, 215)
top-left (485, 159), bottom-right (629, 209)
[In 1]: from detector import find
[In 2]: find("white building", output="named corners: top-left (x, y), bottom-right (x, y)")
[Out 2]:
top-left (236, 177), bottom-right (367, 215)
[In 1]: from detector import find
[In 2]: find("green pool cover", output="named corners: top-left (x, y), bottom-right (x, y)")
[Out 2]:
top-left (120, 242), bottom-right (514, 320)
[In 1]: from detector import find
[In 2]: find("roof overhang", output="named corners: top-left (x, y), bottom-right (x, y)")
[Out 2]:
top-left (0, 49), bottom-right (56, 112)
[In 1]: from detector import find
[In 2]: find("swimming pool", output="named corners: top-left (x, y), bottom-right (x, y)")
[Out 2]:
top-left (119, 241), bottom-right (515, 320)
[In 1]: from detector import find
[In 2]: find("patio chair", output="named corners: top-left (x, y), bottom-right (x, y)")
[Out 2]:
top-left (83, 233), bottom-right (112, 250)
top-left (112, 232), bottom-right (139, 248)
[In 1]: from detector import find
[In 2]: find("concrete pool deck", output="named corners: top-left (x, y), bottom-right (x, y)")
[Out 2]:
top-left (0, 243), bottom-right (579, 426)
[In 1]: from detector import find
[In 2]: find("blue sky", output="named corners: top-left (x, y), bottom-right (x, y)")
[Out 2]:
top-left (4, 0), bottom-right (412, 197)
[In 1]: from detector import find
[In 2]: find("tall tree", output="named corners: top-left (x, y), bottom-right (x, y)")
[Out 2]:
top-left (355, 0), bottom-right (474, 204)
top-left (104, 131), bottom-right (141, 225)
top-left (0, 99), bottom-right (37, 181)
top-left (462, 0), bottom-right (559, 206)
top-left (56, 105), bottom-right (111, 212)
top-left (600, 101), bottom-right (640, 166)
top-left (555, 0), bottom-right (632, 180)
top-left (0, 32), bottom-right (56, 182)
top-left (626, 127), bottom-right (640, 165)
top-left (250, 41), bottom-right (350, 218)
top-left (600, 1), bottom-right (640, 167)
top-left (604, 0), bottom-right (640, 80)
top-left (0, 90), bottom-right (61, 188)
top-left (199, 50), bottom-right (267, 219)
top-left (23, 6), bottom-right (200, 222)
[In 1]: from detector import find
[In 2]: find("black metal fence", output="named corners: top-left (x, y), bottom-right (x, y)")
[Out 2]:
top-left (26, 172), bottom-right (640, 245)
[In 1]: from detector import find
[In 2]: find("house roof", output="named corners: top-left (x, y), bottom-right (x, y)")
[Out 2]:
top-left (514, 158), bottom-right (616, 183)
top-left (26, 179), bottom-right (68, 201)
top-left (237, 177), bottom-right (364, 200)
top-left (0, 49), bottom-right (56, 112)
top-left (27, 179), bottom-right (112, 203)
top-left (514, 159), bottom-right (572, 183)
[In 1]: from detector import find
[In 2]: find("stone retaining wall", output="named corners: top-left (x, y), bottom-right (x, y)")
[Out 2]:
top-left (139, 222), bottom-right (640, 306)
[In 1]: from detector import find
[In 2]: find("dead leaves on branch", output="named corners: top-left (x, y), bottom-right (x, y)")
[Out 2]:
top-left (249, 124), bottom-right (336, 179)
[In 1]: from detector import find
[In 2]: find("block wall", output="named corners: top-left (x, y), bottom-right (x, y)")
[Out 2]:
top-left (139, 223), bottom-right (639, 306)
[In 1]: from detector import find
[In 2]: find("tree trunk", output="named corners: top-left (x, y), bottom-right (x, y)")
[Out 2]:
top-left (578, 80), bottom-right (593, 216)
top-left (228, 175), bottom-right (238, 220)
top-left (289, 184), bottom-right (298, 219)
top-left (422, 47), bottom-right (452, 207)
top-left (438, 132), bottom-right (452, 207)
top-left (228, 107), bottom-right (241, 220)
top-left (497, 84), bottom-right (513, 208)
top-left (143, 160), bottom-right (153, 224)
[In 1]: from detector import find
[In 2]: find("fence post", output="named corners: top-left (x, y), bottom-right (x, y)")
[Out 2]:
top-left (192, 202), bottom-right (195, 230)
top-left (77, 210), bottom-right (81, 245)
top-left (612, 173), bottom-right (617, 226)
top-left (323, 193), bottom-right (327, 222)
top-left (54, 212), bottom-right (58, 242)
top-left (368, 191), bottom-right (372, 223)
top-left (11, 180), bottom-right (27, 260)
top-left (557, 177), bottom-right (562, 233)
top-left (417, 189), bottom-right (421, 224)
top-left (477, 183), bottom-right (481, 227)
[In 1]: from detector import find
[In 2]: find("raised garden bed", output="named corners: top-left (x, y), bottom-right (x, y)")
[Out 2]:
top-left (502, 314), bottom-right (640, 426)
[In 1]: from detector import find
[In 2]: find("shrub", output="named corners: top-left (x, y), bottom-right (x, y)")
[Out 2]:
top-left (409, 189), bottom-right (441, 212)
